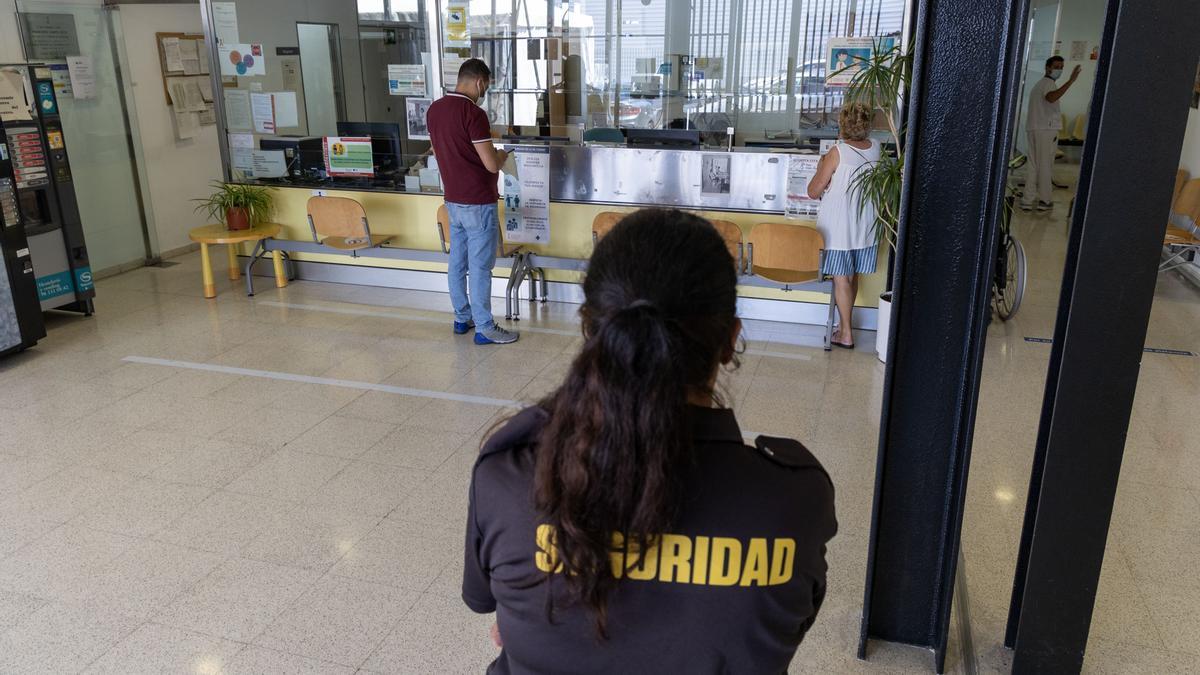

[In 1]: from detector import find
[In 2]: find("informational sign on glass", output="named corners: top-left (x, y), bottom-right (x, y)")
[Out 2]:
top-left (323, 137), bottom-right (374, 177)
top-left (825, 37), bottom-right (896, 87)
top-left (785, 154), bottom-right (821, 218)
top-left (20, 13), bottom-right (80, 61)
top-left (388, 65), bottom-right (428, 97)
top-left (500, 146), bottom-right (550, 244)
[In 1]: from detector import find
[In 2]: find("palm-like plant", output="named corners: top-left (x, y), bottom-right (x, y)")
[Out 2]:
top-left (832, 39), bottom-right (912, 251)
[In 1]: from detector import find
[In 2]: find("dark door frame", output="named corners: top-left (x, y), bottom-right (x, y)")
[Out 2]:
top-left (1005, 0), bottom-right (1200, 671)
top-left (857, 0), bottom-right (1029, 671)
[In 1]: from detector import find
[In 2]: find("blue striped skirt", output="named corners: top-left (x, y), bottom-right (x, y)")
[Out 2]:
top-left (821, 246), bottom-right (878, 276)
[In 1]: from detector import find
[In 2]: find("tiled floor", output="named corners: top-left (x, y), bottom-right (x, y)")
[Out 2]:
top-left (0, 173), bottom-right (1195, 672)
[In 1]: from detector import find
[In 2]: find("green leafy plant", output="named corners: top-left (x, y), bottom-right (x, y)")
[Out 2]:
top-left (832, 39), bottom-right (913, 251)
top-left (192, 182), bottom-right (273, 228)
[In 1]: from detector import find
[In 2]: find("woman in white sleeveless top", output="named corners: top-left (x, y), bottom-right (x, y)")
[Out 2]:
top-left (807, 103), bottom-right (881, 349)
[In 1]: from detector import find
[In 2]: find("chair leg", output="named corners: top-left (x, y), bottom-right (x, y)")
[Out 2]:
top-left (244, 240), bottom-right (265, 296)
top-left (825, 286), bottom-right (836, 352)
top-left (538, 267), bottom-right (548, 303)
top-left (505, 253), bottom-right (521, 321)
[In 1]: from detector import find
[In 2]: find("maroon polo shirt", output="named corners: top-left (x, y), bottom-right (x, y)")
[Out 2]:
top-left (427, 92), bottom-right (498, 205)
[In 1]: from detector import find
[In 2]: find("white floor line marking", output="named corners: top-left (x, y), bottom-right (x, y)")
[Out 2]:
top-left (259, 300), bottom-right (816, 360)
top-left (257, 300), bottom-right (580, 336)
top-left (122, 356), bottom-right (521, 408)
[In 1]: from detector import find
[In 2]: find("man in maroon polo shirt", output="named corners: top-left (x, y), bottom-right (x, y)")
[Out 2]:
top-left (427, 58), bottom-right (519, 344)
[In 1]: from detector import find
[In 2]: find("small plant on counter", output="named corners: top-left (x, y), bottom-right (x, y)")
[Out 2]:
top-left (193, 182), bottom-right (273, 231)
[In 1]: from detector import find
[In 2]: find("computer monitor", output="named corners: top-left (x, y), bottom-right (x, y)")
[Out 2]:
top-left (335, 122), bottom-right (403, 176)
top-left (625, 128), bottom-right (701, 148)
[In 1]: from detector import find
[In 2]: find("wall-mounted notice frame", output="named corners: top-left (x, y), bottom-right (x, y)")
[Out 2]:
top-left (156, 32), bottom-right (208, 105)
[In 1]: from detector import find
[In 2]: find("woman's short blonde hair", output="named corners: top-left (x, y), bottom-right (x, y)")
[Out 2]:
top-left (839, 102), bottom-right (874, 141)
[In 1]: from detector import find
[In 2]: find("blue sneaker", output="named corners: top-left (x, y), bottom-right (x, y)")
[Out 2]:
top-left (474, 325), bottom-right (520, 345)
top-left (453, 320), bottom-right (475, 335)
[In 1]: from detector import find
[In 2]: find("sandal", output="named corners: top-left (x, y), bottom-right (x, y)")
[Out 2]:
top-left (832, 340), bottom-right (855, 349)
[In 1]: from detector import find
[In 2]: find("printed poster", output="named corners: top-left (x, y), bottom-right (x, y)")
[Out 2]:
top-left (219, 43), bottom-right (265, 77)
top-left (250, 92), bottom-right (274, 133)
top-left (49, 63), bottom-right (72, 98)
top-left (500, 146), bottom-right (550, 244)
top-left (825, 37), bottom-right (895, 87)
top-left (406, 98), bottom-right (431, 140)
top-left (211, 2), bottom-right (240, 45)
top-left (785, 154), bottom-right (821, 218)
top-left (323, 136), bottom-right (374, 177)
top-left (388, 64), bottom-right (427, 97)
top-left (444, 5), bottom-right (470, 48)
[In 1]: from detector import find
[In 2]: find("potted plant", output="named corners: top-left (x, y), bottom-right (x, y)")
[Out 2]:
top-left (837, 39), bottom-right (912, 363)
top-left (193, 182), bottom-right (273, 231)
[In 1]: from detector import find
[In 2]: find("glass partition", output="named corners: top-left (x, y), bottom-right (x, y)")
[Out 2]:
top-left (206, 0), bottom-right (906, 192)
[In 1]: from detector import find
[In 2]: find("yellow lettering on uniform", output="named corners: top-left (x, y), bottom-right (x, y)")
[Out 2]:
top-left (610, 532), bottom-right (625, 579)
top-left (740, 538), bottom-right (770, 586)
top-left (692, 536), bottom-right (710, 584)
top-left (535, 524), bottom-right (560, 573)
top-left (769, 538), bottom-right (796, 585)
top-left (709, 537), bottom-right (742, 586)
top-left (625, 538), bottom-right (660, 580)
top-left (657, 534), bottom-right (693, 583)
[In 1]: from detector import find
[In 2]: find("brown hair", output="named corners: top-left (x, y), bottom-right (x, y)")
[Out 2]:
top-left (533, 209), bottom-right (739, 637)
top-left (839, 102), bottom-right (873, 141)
top-left (458, 58), bottom-right (491, 82)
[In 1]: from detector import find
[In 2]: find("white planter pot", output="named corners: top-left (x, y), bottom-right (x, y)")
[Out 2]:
top-left (876, 292), bottom-right (893, 363)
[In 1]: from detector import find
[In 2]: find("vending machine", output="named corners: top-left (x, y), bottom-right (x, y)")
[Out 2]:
top-left (0, 124), bottom-right (45, 356)
top-left (0, 64), bottom-right (94, 315)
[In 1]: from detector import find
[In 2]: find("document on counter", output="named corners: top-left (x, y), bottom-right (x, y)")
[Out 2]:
top-left (249, 150), bottom-right (287, 178)
top-left (66, 56), bottom-right (96, 100)
top-left (271, 91), bottom-right (298, 128)
top-left (250, 92), bottom-right (274, 133)
top-left (162, 37), bottom-right (184, 72)
top-left (223, 89), bottom-right (252, 131)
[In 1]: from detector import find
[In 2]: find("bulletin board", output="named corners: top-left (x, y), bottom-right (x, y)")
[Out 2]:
top-left (155, 31), bottom-right (207, 105)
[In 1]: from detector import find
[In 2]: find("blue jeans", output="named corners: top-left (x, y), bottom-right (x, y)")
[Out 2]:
top-left (446, 202), bottom-right (498, 331)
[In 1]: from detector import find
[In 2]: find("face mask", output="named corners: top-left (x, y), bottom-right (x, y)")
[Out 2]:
top-left (476, 81), bottom-right (488, 106)
top-left (1049, 68), bottom-right (1063, 80)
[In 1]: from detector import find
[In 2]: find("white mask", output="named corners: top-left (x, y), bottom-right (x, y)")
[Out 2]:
top-left (1049, 68), bottom-right (1063, 80)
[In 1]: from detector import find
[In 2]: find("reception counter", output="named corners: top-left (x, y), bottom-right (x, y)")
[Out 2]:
top-left (250, 145), bottom-right (884, 327)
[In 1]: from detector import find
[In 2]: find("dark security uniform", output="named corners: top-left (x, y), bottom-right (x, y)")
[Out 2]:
top-left (463, 405), bottom-right (838, 674)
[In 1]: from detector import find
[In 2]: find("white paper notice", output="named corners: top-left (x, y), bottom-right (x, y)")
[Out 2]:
top-left (168, 78), bottom-right (207, 112)
top-left (65, 56), bottom-right (96, 100)
top-left (179, 38), bottom-right (201, 75)
top-left (785, 154), bottom-right (821, 218)
top-left (198, 104), bottom-right (216, 126)
top-left (195, 77), bottom-right (214, 102)
top-left (228, 132), bottom-right (255, 149)
top-left (198, 40), bottom-right (210, 74)
top-left (219, 44), bottom-right (265, 77)
top-left (211, 2), bottom-right (239, 45)
top-left (500, 146), bottom-right (551, 244)
top-left (250, 92), bottom-right (275, 133)
top-left (0, 68), bottom-right (31, 121)
top-left (223, 89), bottom-right (252, 131)
top-left (249, 150), bottom-right (287, 178)
top-left (442, 56), bottom-right (466, 88)
top-left (162, 37), bottom-right (184, 72)
top-left (231, 148), bottom-right (254, 171)
top-left (174, 109), bottom-right (201, 140)
top-left (271, 91), bottom-right (298, 128)
top-left (388, 64), bottom-right (427, 97)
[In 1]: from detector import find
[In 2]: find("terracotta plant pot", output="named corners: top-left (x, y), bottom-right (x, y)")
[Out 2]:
top-left (225, 207), bottom-right (251, 231)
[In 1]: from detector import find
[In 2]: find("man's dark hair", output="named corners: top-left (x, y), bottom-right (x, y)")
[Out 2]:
top-left (1045, 56), bottom-right (1064, 69)
top-left (458, 58), bottom-right (491, 81)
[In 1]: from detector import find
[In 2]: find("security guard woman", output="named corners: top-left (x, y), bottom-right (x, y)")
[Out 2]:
top-left (463, 209), bottom-right (838, 673)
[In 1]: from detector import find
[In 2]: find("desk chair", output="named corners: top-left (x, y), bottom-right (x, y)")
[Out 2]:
top-left (436, 205), bottom-right (545, 320)
top-left (746, 222), bottom-right (836, 350)
top-left (708, 219), bottom-right (746, 275)
top-left (592, 211), bottom-right (625, 245)
top-left (1162, 178), bottom-right (1200, 273)
top-left (306, 196), bottom-right (392, 252)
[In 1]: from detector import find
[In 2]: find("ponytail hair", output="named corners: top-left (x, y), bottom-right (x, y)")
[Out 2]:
top-left (533, 209), bottom-right (740, 636)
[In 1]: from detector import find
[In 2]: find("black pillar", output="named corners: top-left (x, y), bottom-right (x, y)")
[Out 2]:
top-left (1005, 1), bottom-right (1200, 671)
top-left (858, 0), bottom-right (1029, 671)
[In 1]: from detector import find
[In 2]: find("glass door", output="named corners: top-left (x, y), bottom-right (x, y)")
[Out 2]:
top-left (16, 1), bottom-right (152, 272)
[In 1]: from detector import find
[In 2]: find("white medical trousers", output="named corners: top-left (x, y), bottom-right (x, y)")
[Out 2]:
top-left (1023, 128), bottom-right (1058, 207)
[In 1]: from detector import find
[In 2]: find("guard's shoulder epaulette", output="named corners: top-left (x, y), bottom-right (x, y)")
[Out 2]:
top-left (478, 406), bottom-right (549, 460)
top-left (753, 435), bottom-right (823, 470)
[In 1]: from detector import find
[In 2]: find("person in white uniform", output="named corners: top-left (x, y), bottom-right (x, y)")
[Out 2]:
top-left (1022, 56), bottom-right (1081, 211)
top-left (808, 102), bottom-right (881, 349)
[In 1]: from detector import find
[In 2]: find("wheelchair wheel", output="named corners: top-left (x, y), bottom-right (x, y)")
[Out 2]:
top-left (996, 236), bottom-right (1027, 321)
